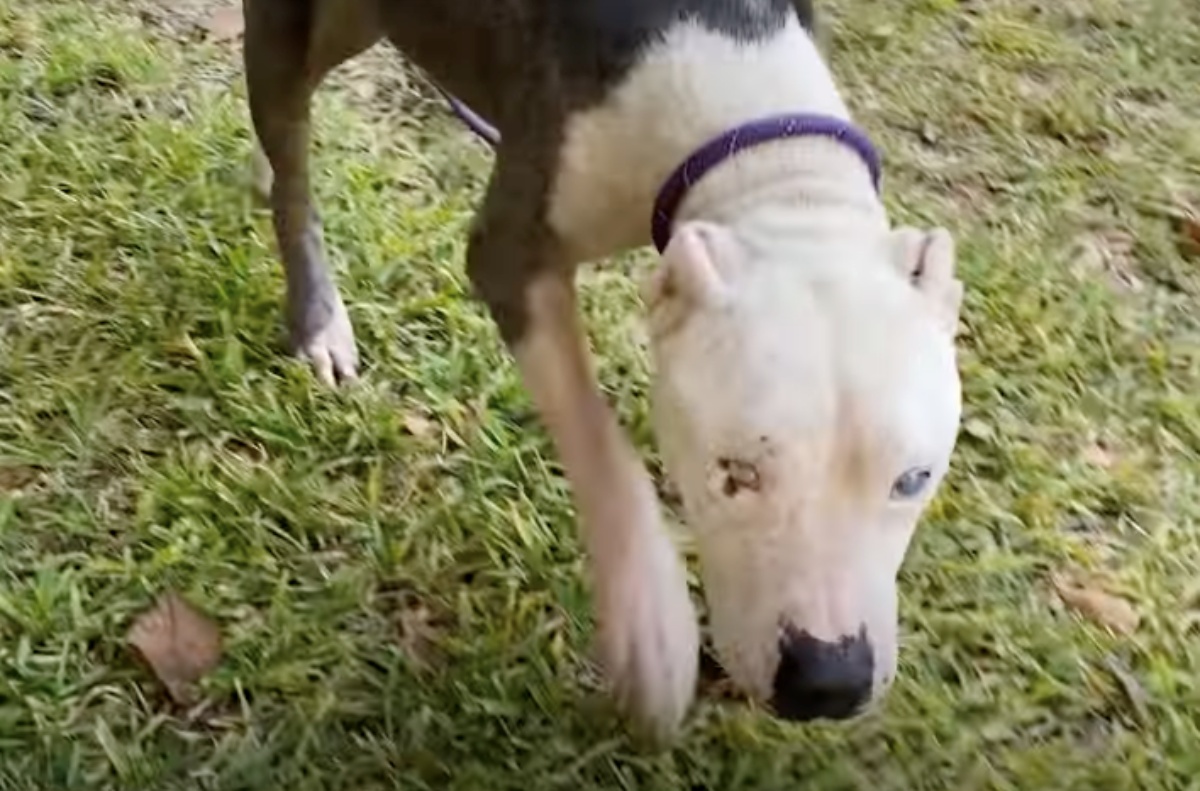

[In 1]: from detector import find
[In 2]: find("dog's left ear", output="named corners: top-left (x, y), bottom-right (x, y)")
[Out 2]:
top-left (641, 222), bottom-right (736, 338)
top-left (889, 227), bottom-right (963, 336)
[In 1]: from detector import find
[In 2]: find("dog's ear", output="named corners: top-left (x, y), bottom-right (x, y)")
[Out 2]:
top-left (889, 226), bottom-right (963, 335)
top-left (643, 221), bottom-right (734, 316)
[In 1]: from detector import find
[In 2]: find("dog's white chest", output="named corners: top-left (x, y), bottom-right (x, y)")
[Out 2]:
top-left (546, 19), bottom-right (849, 264)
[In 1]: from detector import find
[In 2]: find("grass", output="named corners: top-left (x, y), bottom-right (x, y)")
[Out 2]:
top-left (2, 0), bottom-right (1200, 787)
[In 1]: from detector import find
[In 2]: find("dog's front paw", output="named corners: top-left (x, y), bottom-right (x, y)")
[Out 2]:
top-left (590, 493), bottom-right (699, 743)
top-left (290, 292), bottom-right (359, 387)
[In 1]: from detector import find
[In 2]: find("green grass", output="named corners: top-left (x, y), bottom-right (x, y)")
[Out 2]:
top-left (3, 0), bottom-right (1200, 787)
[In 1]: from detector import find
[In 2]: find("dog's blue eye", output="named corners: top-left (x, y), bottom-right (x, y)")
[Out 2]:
top-left (890, 467), bottom-right (932, 500)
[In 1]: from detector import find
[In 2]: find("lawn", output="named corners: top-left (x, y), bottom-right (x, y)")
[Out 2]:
top-left (2, 0), bottom-right (1200, 788)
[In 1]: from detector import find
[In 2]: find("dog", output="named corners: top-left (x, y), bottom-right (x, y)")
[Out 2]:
top-left (241, 0), bottom-right (965, 740)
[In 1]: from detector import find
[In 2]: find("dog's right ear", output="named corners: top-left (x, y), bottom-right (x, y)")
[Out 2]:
top-left (642, 222), bottom-right (734, 315)
top-left (889, 226), bottom-right (963, 336)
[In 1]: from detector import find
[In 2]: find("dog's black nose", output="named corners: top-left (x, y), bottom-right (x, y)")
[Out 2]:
top-left (771, 624), bottom-right (874, 722)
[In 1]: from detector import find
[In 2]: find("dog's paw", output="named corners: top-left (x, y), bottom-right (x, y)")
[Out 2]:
top-left (291, 293), bottom-right (359, 387)
top-left (590, 487), bottom-right (699, 743)
top-left (889, 226), bottom-right (963, 335)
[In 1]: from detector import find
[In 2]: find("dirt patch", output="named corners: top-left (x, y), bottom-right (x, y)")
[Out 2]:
top-left (132, 0), bottom-right (448, 124)
top-left (135, 0), bottom-right (231, 43)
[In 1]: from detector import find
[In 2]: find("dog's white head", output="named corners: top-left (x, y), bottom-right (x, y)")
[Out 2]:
top-left (644, 217), bottom-right (963, 721)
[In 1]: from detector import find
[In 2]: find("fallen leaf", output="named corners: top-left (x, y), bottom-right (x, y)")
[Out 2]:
top-left (869, 23), bottom-right (896, 40)
top-left (402, 413), bottom-right (438, 440)
top-left (962, 418), bottom-right (994, 441)
top-left (127, 591), bottom-right (222, 705)
top-left (1070, 229), bottom-right (1142, 292)
top-left (0, 465), bottom-right (39, 493)
top-left (1053, 576), bottom-right (1140, 636)
top-left (1082, 441), bottom-right (1116, 469)
top-left (1177, 206), bottom-right (1200, 260)
top-left (396, 601), bottom-right (438, 668)
top-left (376, 587), bottom-right (449, 671)
top-left (203, 6), bottom-right (244, 43)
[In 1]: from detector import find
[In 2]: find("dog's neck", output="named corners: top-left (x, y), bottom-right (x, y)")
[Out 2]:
top-left (548, 18), bottom-right (890, 263)
top-left (661, 28), bottom-right (888, 246)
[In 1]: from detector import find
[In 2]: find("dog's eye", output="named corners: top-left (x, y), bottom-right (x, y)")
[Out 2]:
top-left (890, 467), bottom-right (932, 500)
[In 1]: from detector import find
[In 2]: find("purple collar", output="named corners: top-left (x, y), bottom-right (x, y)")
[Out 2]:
top-left (444, 91), bottom-right (501, 147)
top-left (651, 113), bottom-right (882, 253)
top-left (437, 95), bottom-right (881, 256)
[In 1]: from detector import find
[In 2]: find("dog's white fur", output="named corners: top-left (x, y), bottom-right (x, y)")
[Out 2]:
top-left (548, 18), bottom-right (964, 723)
top-left (550, 19), bottom-right (862, 262)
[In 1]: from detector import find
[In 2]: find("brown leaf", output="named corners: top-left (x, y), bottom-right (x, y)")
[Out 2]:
top-left (402, 413), bottom-right (438, 440)
top-left (377, 587), bottom-right (449, 670)
top-left (1178, 207), bottom-right (1200, 260)
top-left (396, 601), bottom-right (440, 669)
top-left (127, 591), bottom-right (222, 705)
top-left (0, 465), bottom-right (40, 493)
top-left (1081, 440), bottom-right (1116, 469)
top-left (203, 6), bottom-right (244, 43)
top-left (1053, 576), bottom-right (1140, 636)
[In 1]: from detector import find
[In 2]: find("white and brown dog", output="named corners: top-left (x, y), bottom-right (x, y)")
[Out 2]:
top-left (242, 0), bottom-right (965, 740)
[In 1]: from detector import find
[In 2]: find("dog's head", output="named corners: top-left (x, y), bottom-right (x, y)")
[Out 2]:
top-left (643, 218), bottom-right (963, 721)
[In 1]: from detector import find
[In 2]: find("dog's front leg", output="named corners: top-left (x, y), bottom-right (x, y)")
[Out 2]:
top-left (510, 273), bottom-right (700, 740)
top-left (467, 168), bottom-right (699, 741)
top-left (243, 0), bottom-right (381, 386)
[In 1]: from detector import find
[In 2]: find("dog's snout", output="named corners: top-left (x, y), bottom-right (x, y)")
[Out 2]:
top-left (771, 624), bottom-right (874, 722)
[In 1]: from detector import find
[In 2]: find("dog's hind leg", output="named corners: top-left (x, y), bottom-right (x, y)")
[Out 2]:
top-left (242, 0), bottom-right (382, 385)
